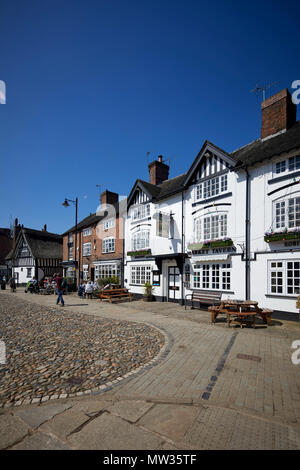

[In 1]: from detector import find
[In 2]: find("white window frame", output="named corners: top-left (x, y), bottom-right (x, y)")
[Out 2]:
top-left (193, 213), bottom-right (228, 242)
top-left (273, 194), bottom-right (300, 231)
top-left (102, 237), bottom-right (115, 253)
top-left (193, 263), bottom-right (231, 291)
top-left (268, 259), bottom-right (300, 296)
top-left (102, 218), bottom-right (115, 230)
top-left (83, 242), bottom-right (92, 256)
top-left (27, 268), bottom-right (32, 278)
top-left (131, 204), bottom-right (150, 222)
top-left (95, 263), bottom-right (120, 280)
top-left (132, 229), bottom-right (150, 251)
top-left (273, 154), bottom-right (300, 177)
top-left (130, 265), bottom-right (151, 285)
top-left (82, 227), bottom-right (92, 237)
top-left (195, 174), bottom-right (228, 202)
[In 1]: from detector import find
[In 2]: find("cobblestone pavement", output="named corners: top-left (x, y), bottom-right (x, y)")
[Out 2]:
top-left (0, 294), bottom-right (164, 406)
top-left (0, 289), bottom-right (300, 450)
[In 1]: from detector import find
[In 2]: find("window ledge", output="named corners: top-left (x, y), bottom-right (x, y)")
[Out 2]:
top-left (192, 192), bottom-right (232, 207)
top-left (265, 294), bottom-right (298, 299)
top-left (268, 169), bottom-right (300, 185)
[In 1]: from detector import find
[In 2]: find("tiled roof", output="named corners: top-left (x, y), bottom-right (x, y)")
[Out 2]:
top-left (231, 121), bottom-right (300, 167)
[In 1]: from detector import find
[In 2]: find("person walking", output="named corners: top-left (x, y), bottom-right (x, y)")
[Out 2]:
top-left (9, 277), bottom-right (16, 293)
top-left (53, 273), bottom-right (65, 306)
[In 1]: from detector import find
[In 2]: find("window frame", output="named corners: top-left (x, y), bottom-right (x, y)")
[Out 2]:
top-left (268, 259), bottom-right (300, 296)
top-left (195, 174), bottom-right (228, 202)
top-left (192, 263), bottom-right (231, 291)
top-left (130, 265), bottom-right (152, 286)
top-left (102, 237), bottom-right (115, 254)
top-left (83, 242), bottom-right (92, 256)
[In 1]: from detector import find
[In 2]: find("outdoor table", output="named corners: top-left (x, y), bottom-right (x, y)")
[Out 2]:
top-left (219, 299), bottom-right (259, 328)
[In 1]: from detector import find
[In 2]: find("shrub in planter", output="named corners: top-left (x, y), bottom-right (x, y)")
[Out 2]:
top-left (96, 276), bottom-right (120, 288)
top-left (143, 281), bottom-right (154, 301)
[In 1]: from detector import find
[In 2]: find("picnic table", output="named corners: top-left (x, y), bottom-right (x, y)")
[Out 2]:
top-left (208, 299), bottom-right (273, 328)
top-left (99, 288), bottom-right (133, 303)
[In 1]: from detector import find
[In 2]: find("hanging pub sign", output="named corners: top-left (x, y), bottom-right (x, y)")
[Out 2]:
top-left (154, 212), bottom-right (171, 238)
top-left (152, 270), bottom-right (160, 286)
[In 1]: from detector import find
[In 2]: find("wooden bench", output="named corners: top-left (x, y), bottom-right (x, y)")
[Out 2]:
top-left (185, 290), bottom-right (222, 310)
top-left (99, 288), bottom-right (133, 303)
top-left (258, 308), bottom-right (273, 326)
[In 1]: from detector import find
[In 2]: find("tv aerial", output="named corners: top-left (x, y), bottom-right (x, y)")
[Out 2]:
top-left (250, 81), bottom-right (279, 101)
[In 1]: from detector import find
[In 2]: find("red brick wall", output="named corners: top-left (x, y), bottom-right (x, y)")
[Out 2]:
top-left (261, 89), bottom-right (296, 139)
top-left (62, 214), bottom-right (123, 279)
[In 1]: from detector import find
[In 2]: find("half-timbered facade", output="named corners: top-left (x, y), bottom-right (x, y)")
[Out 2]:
top-left (124, 88), bottom-right (300, 315)
top-left (6, 224), bottom-right (63, 284)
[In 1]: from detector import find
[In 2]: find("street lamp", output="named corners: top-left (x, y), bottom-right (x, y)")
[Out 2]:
top-left (62, 197), bottom-right (78, 288)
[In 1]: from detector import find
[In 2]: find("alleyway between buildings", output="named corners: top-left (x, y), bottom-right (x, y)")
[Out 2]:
top-left (0, 289), bottom-right (300, 450)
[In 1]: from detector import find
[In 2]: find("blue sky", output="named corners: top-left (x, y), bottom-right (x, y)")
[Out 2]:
top-left (0, 0), bottom-right (299, 234)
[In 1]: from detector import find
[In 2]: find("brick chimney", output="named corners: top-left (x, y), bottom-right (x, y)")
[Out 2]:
top-left (261, 88), bottom-right (297, 139)
top-left (42, 224), bottom-right (47, 232)
top-left (100, 190), bottom-right (118, 206)
top-left (148, 155), bottom-right (169, 185)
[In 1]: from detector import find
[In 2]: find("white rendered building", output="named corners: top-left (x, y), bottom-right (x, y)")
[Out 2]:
top-left (124, 88), bottom-right (300, 315)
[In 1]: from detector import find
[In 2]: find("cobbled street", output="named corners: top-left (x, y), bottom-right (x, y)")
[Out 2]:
top-left (0, 289), bottom-right (300, 450)
top-left (0, 294), bottom-right (163, 405)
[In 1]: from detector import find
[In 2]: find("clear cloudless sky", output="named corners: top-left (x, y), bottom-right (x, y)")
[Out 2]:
top-left (0, 0), bottom-right (299, 233)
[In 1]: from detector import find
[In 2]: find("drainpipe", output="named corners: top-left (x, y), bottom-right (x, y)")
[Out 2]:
top-left (180, 190), bottom-right (185, 306)
top-left (245, 167), bottom-right (250, 300)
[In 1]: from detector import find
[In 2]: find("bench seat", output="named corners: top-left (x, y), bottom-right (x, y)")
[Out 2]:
top-left (185, 290), bottom-right (222, 311)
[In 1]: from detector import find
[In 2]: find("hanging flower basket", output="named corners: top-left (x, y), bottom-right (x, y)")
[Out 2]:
top-left (187, 238), bottom-right (233, 251)
top-left (127, 249), bottom-right (152, 257)
top-left (264, 230), bottom-right (300, 243)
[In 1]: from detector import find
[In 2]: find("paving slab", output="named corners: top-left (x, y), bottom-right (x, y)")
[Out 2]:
top-left (70, 399), bottom-right (113, 417)
top-left (11, 432), bottom-right (71, 450)
top-left (138, 403), bottom-right (201, 442)
top-left (13, 402), bottom-right (72, 429)
top-left (39, 407), bottom-right (90, 438)
top-left (0, 414), bottom-right (30, 450)
top-left (67, 412), bottom-right (164, 450)
top-left (183, 405), bottom-right (300, 450)
top-left (105, 399), bottom-right (154, 423)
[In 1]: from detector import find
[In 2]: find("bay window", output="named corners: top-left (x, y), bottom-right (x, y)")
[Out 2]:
top-left (132, 230), bottom-right (150, 251)
top-left (194, 213), bottom-right (228, 242)
top-left (274, 195), bottom-right (300, 230)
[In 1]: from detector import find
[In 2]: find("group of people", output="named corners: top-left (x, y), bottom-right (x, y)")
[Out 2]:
top-left (78, 280), bottom-right (97, 299)
top-left (1, 275), bottom-right (17, 292)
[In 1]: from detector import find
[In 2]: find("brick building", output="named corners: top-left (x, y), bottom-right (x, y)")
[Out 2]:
top-left (61, 190), bottom-right (124, 285)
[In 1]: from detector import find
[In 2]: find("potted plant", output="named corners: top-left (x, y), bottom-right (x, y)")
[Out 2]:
top-left (143, 281), bottom-right (154, 301)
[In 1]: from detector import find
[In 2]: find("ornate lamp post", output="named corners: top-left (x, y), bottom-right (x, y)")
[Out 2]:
top-left (62, 197), bottom-right (78, 288)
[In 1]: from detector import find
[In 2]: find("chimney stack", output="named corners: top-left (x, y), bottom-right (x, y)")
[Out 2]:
top-left (261, 88), bottom-right (297, 139)
top-left (148, 155), bottom-right (169, 185)
top-left (42, 224), bottom-right (47, 232)
top-left (100, 190), bottom-right (119, 206)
